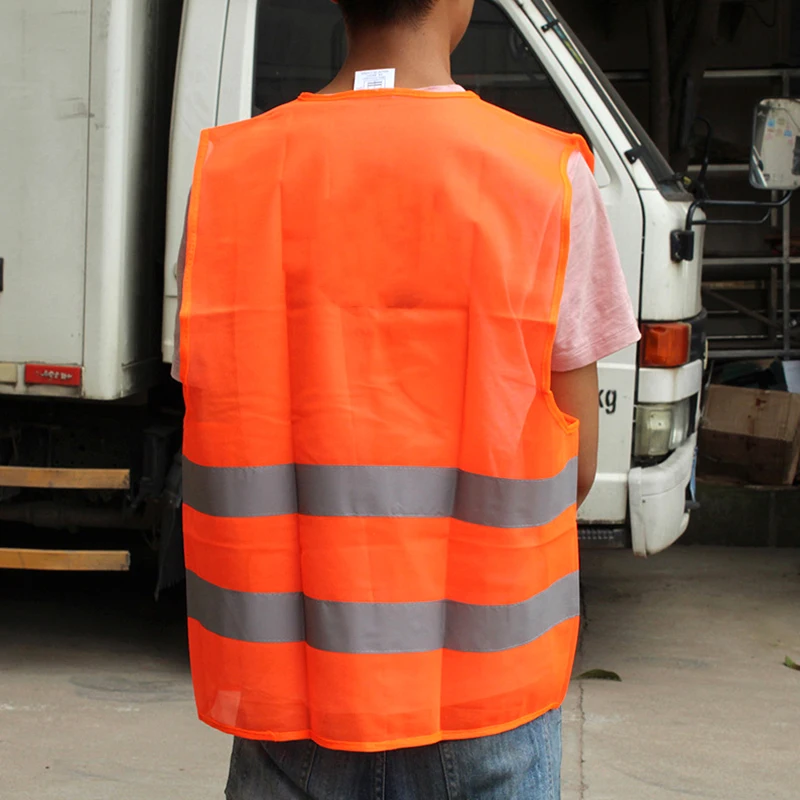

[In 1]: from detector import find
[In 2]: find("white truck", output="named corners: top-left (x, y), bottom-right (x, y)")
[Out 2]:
top-left (0, 0), bottom-right (706, 579)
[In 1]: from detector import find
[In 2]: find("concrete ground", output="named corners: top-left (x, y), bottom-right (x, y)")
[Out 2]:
top-left (1, 547), bottom-right (798, 800)
top-left (563, 548), bottom-right (800, 800)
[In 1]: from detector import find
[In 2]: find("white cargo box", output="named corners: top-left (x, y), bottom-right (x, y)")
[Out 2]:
top-left (0, 0), bottom-right (181, 400)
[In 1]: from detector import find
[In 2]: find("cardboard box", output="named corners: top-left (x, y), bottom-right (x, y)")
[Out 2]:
top-left (698, 384), bottom-right (800, 486)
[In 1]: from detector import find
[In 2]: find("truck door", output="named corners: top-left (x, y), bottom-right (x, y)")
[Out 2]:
top-left (0, 0), bottom-right (90, 373)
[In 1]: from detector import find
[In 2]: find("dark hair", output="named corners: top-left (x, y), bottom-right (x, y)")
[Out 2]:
top-left (337, 0), bottom-right (435, 28)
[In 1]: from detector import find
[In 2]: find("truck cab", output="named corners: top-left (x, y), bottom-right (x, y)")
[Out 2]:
top-left (162, 0), bottom-right (706, 557)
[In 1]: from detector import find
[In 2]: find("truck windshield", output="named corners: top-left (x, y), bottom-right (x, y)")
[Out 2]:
top-left (530, 0), bottom-right (688, 199)
top-left (253, 0), bottom-right (589, 144)
top-left (252, 0), bottom-right (685, 198)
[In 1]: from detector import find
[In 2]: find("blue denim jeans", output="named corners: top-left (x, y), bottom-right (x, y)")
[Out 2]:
top-left (224, 709), bottom-right (562, 800)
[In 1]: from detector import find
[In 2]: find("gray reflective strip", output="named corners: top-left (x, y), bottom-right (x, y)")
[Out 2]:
top-left (442, 571), bottom-right (579, 653)
top-left (186, 570), bottom-right (579, 654)
top-left (183, 458), bottom-right (297, 518)
top-left (454, 459), bottom-right (578, 528)
top-left (305, 596), bottom-right (446, 654)
top-left (184, 458), bottom-right (577, 528)
top-left (295, 464), bottom-right (457, 518)
top-left (186, 570), bottom-right (305, 643)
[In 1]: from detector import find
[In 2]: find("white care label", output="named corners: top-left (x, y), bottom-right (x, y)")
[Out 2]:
top-left (353, 69), bottom-right (396, 91)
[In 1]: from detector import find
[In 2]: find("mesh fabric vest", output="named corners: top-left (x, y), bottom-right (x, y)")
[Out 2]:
top-left (180, 89), bottom-right (593, 752)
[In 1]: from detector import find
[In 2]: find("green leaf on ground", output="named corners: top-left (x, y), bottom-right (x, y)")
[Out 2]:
top-left (784, 656), bottom-right (800, 671)
top-left (574, 669), bottom-right (622, 682)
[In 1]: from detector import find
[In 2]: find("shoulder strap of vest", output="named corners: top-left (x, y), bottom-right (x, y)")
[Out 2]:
top-left (541, 134), bottom-right (588, 378)
top-left (571, 133), bottom-right (595, 174)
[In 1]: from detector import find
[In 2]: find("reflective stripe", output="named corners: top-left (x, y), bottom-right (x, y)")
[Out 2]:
top-left (455, 460), bottom-right (578, 528)
top-left (442, 572), bottom-right (579, 653)
top-left (186, 570), bottom-right (579, 654)
top-left (184, 457), bottom-right (577, 528)
top-left (183, 460), bottom-right (297, 518)
top-left (295, 464), bottom-right (456, 519)
top-left (187, 570), bottom-right (304, 643)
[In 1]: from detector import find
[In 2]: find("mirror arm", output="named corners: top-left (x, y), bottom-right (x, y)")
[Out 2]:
top-left (684, 190), bottom-right (793, 231)
top-left (670, 191), bottom-right (793, 263)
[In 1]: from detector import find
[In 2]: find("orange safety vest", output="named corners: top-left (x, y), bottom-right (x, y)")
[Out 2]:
top-left (180, 89), bottom-right (593, 752)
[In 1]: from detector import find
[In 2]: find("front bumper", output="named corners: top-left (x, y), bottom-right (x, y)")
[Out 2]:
top-left (629, 433), bottom-right (697, 557)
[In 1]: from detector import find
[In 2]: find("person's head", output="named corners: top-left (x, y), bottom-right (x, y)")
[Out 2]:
top-left (336, 0), bottom-right (474, 52)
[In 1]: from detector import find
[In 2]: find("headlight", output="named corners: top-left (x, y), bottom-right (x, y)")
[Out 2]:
top-left (634, 399), bottom-right (691, 458)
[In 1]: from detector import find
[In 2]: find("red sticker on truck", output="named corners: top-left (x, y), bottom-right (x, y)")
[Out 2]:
top-left (24, 364), bottom-right (82, 387)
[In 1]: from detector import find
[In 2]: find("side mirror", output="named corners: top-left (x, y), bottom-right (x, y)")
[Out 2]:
top-left (750, 98), bottom-right (800, 191)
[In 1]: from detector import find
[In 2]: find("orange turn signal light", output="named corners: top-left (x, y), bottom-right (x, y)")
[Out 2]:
top-left (639, 322), bottom-right (690, 367)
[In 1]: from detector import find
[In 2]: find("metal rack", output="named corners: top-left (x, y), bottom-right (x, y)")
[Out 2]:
top-left (698, 68), bottom-right (799, 360)
top-left (611, 67), bottom-right (800, 361)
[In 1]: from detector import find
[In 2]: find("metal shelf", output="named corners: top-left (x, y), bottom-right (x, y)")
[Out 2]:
top-left (709, 348), bottom-right (800, 359)
top-left (687, 164), bottom-right (750, 174)
top-left (703, 68), bottom-right (800, 80)
top-left (605, 67), bottom-right (800, 84)
top-left (695, 69), bottom-right (797, 361)
top-left (704, 257), bottom-right (800, 266)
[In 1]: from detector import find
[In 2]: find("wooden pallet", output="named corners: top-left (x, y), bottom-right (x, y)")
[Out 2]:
top-left (0, 548), bottom-right (130, 571)
top-left (0, 467), bottom-right (130, 490)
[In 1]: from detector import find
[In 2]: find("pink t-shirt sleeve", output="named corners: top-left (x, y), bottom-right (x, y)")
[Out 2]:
top-left (551, 152), bottom-right (641, 372)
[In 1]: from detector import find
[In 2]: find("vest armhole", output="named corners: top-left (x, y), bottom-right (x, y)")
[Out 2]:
top-left (571, 133), bottom-right (595, 174)
top-left (540, 144), bottom-right (576, 387)
top-left (179, 129), bottom-right (212, 387)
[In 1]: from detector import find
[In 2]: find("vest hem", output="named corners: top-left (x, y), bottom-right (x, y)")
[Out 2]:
top-left (197, 701), bottom-right (563, 753)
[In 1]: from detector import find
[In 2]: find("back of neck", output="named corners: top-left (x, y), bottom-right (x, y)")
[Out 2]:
top-left (322, 24), bottom-right (454, 94)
